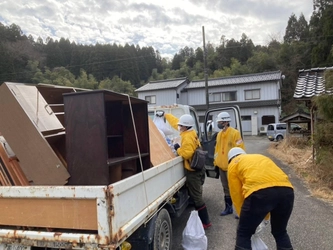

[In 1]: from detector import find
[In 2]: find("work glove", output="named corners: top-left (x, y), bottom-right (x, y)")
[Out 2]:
top-left (174, 143), bottom-right (180, 151)
top-left (156, 110), bottom-right (165, 117)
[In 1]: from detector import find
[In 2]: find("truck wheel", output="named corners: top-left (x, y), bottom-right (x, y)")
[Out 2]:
top-left (152, 208), bottom-right (172, 250)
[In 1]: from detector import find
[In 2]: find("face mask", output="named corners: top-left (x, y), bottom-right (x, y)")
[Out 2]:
top-left (217, 123), bottom-right (224, 130)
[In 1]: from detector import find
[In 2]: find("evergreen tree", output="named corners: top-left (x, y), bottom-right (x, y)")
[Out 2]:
top-left (284, 13), bottom-right (299, 43)
top-left (309, 0), bottom-right (333, 66)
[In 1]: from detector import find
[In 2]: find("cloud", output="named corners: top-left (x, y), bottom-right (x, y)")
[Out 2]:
top-left (0, 0), bottom-right (313, 59)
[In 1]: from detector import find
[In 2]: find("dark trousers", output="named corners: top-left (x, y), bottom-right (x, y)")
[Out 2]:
top-left (235, 187), bottom-right (294, 250)
top-left (185, 168), bottom-right (205, 208)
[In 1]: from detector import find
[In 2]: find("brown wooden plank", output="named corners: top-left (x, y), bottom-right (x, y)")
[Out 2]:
top-left (0, 141), bottom-right (29, 186)
top-left (0, 198), bottom-right (97, 230)
top-left (148, 118), bottom-right (175, 166)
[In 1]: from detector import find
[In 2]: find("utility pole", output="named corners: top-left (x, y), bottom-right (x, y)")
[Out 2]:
top-left (202, 26), bottom-right (209, 110)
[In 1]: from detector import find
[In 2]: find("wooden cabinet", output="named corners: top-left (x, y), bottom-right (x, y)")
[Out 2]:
top-left (63, 90), bottom-right (150, 185)
top-left (0, 82), bottom-right (71, 185)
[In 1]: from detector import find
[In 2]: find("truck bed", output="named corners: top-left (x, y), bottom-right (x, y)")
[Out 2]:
top-left (0, 156), bottom-right (185, 249)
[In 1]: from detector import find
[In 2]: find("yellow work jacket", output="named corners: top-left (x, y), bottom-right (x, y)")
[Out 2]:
top-left (213, 127), bottom-right (244, 171)
top-left (165, 113), bottom-right (199, 171)
top-left (228, 154), bottom-right (294, 218)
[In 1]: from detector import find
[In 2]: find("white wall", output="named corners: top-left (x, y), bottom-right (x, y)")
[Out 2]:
top-left (137, 89), bottom-right (177, 105)
top-left (186, 81), bottom-right (279, 106)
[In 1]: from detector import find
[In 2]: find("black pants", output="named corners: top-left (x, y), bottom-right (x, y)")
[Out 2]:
top-left (235, 187), bottom-right (294, 250)
top-left (185, 168), bottom-right (205, 208)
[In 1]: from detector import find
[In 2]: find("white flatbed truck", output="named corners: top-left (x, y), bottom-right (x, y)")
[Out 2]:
top-left (0, 100), bottom-right (242, 250)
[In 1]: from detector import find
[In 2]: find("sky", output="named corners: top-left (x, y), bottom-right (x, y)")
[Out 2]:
top-left (0, 0), bottom-right (314, 59)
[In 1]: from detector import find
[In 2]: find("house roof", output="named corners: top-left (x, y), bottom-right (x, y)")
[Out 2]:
top-left (294, 67), bottom-right (333, 100)
top-left (135, 77), bottom-right (188, 92)
top-left (280, 112), bottom-right (311, 123)
top-left (192, 99), bottom-right (280, 112)
top-left (185, 71), bottom-right (282, 89)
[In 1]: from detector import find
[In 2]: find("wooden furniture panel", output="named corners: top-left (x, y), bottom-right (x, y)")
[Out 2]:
top-left (0, 83), bottom-right (70, 185)
top-left (0, 198), bottom-right (97, 230)
top-left (64, 92), bottom-right (109, 185)
top-left (64, 90), bottom-right (150, 185)
top-left (11, 84), bottom-right (64, 133)
top-left (148, 118), bottom-right (176, 166)
top-left (0, 138), bottom-right (29, 186)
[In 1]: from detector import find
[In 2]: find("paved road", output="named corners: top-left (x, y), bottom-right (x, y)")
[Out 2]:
top-left (171, 136), bottom-right (333, 250)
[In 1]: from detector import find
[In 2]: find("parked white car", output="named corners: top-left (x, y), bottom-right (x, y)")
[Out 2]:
top-left (267, 123), bottom-right (287, 141)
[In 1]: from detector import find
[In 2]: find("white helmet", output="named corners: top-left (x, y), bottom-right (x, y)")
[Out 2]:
top-left (228, 147), bottom-right (246, 163)
top-left (216, 112), bottom-right (231, 122)
top-left (178, 114), bottom-right (194, 127)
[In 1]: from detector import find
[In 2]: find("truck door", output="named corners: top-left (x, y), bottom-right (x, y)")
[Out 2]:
top-left (201, 106), bottom-right (242, 178)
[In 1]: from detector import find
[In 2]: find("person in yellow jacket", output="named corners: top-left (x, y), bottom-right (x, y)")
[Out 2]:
top-left (227, 147), bottom-right (294, 250)
top-left (213, 111), bottom-right (245, 216)
top-left (162, 112), bottom-right (211, 229)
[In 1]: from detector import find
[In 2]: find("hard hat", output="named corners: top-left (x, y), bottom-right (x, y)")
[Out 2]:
top-left (228, 147), bottom-right (246, 163)
top-left (178, 114), bottom-right (194, 127)
top-left (216, 112), bottom-right (231, 122)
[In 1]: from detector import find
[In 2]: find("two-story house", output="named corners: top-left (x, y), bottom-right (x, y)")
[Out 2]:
top-left (135, 77), bottom-right (189, 105)
top-left (136, 71), bottom-right (284, 136)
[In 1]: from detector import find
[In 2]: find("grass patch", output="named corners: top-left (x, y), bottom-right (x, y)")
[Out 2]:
top-left (267, 136), bottom-right (333, 203)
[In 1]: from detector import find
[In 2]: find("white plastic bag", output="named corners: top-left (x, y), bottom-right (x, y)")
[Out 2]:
top-left (251, 219), bottom-right (269, 250)
top-left (153, 116), bottom-right (174, 136)
top-left (181, 210), bottom-right (207, 250)
top-left (251, 234), bottom-right (268, 250)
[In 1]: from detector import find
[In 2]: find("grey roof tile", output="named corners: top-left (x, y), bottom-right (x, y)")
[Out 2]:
top-left (294, 67), bottom-right (333, 99)
top-left (135, 77), bottom-right (188, 92)
top-left (185, 71), bottom-right (282, 89)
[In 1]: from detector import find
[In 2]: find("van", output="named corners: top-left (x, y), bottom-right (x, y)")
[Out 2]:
top-left (267, 123), bottom-right (287, 141)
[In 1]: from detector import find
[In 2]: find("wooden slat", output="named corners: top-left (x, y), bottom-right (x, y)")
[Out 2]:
top-left (148, 118), bottom-right (175, 166)
top-left (0, 198), bottom-right (97, 230)
top-left (0, 141), bottom-right (29, 186)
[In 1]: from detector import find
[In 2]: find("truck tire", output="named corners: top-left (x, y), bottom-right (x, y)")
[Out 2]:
top-left (152, 208), bottom-right (172, 250)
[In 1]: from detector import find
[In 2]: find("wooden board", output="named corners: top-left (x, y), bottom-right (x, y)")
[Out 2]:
top-left (0, 141), bottom-right (29, 186)
top-left (148, 118), bottom-right (175, 166)
top-left (0, 198), bottom-right (97, 230)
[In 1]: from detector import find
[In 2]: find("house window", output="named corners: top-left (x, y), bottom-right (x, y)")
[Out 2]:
top-left (222, 91), bottom-right (237, 102)
top-left (241, 116), bottom-right (251, 121)
top-left (209, 93), bottom-right (221, 103)
top-left (145, 95), bottom-right (156, 104)
top-left (245, 89), bottom-right (260, 100)
top-left (262, 115), bottom-right (275, 125)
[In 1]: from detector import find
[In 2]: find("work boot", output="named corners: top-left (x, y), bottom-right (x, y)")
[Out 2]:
top-left (220, 196), bottom-right (233, 216)
top-left (197, 204), bottom-right (212, 229)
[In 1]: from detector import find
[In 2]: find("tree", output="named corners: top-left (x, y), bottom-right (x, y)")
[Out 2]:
top-left (25, 60), bottom-right (41, 83)
top-left (171, 53), bottom-right (183, 70)
top-left (45, 40), bottom-right (65, 68)
top-left (74, 69), bottom-right (98, 89)
top-left (246, 51), bottom-right (277, 73)
top-left (239, 33), bottom-right (254, 64)
top-left (309, 1), bottom-right (333, 66)
top-left (212, 58), bottom-right (250, 78)
top-left (99, 76), bottom-right (136, 96)
top-left (32, 66), bottom-right (76, 86)
top-left (313, 69), bottom-right (333, 121)
top-left (284, 13), bottom-right (299, 43)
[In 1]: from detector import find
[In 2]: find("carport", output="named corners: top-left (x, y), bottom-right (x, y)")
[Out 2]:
top-left (280, 111), bottom-right (311, 136)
